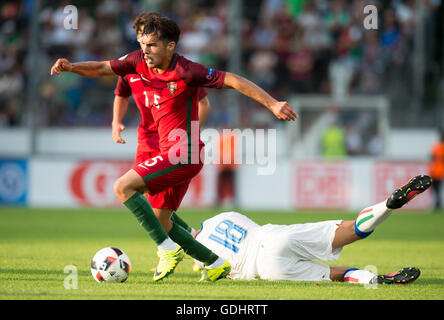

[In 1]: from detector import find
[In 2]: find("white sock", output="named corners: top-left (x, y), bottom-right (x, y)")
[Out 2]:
top-left (158, 237), bottom-right (178, 251)
top-left (205, 257), bottom-right (225, 269)
top-left (354, 201), bottom-right (392, 238)
top-left (344, 268), bottom-right (376, 284)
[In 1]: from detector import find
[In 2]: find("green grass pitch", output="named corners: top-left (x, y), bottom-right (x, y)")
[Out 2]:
top-left (1, 206), bottom-right (443, 300)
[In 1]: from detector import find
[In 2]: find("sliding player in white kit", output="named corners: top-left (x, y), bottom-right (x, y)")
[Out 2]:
top-left (194, 175), bottom-right (432, 285)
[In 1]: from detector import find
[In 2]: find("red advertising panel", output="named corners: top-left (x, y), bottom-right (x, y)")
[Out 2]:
top-left (294, 161), bottom-right (351, 209)
top-left (70, 160), bottom-right (132, 206)
top-left (372, 161), bottom-right (432, 209)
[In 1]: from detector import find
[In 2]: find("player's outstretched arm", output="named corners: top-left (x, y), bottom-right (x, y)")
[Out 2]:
top-left (112, 95), bottom-right (130, 144)
top-left (50, 58), bottom-right (115, 78)
top-left (222, 72), bottom-right (298, 121)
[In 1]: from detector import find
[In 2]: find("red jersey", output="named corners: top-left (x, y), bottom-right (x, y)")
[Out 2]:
top-left (110, 50), bottom-right (225, 162)
top-left (114, 65), bottom-right (209, 155)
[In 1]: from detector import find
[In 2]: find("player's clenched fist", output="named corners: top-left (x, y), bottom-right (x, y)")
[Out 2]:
top-left (50, 58), bottom-right (72, 76)
top-left (270, 101), bottom-right (298, 121)
top-left (112, 122), bottom-right (126, 144)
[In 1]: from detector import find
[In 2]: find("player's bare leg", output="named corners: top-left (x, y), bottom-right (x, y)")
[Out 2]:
top-left (153, 208), bottom-right (174, 233)
top-left (332, 221), bottom-right (361, 250)
top-left (329, 267), bottom-right (352, 281)
top-left (330, 201), bottom-right (394, 250)
top-left (114, 169), bottom-right (148, 202)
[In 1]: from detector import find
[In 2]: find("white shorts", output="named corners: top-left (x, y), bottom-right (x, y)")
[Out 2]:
top-left (256, 220), bottom-right (343, 281)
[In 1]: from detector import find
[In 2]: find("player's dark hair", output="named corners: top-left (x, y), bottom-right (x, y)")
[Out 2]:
top-left (133, 12), bottom-right (162, 33)
top-left (142, 13), bottom-right (180, 44)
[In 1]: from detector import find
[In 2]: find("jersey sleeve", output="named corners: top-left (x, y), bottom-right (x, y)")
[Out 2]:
top-left (109, 50), bottom-right (141, 76)
top-left (114, 76), bottom-right (131, 97)
top-left (177, 57), bottom-right (226, 89)
top-left (198, 88), bottom-right (208, 101)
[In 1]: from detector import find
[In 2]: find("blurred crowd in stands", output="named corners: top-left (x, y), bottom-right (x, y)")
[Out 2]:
top-left (0, 0), bottom-right (442, 155)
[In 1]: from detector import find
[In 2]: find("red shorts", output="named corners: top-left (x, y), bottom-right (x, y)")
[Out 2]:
top-left (147, 182), bottom-right (190, 212)
top-left (133, 144), bottom-right (204, 211)
top-left (134, 146), bottom-right (187, 211)
top-left (134, 136), bottom-right (161, 166)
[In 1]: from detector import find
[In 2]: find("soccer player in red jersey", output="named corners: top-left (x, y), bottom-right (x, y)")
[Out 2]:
top-left (50, 12), bottom-right (297, 281)
top-left (112, 13), bottom-right (211, 271)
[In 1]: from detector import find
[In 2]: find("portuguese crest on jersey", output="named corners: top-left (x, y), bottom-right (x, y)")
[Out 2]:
top-left (167, 81), bottom-right (178, 95)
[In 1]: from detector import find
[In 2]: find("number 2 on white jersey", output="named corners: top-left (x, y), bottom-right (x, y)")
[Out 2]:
top-left (208, 219), bottom-right (247, 253)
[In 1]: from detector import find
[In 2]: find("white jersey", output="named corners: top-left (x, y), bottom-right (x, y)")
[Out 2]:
top-left (195, 211), bottom-right (262, 280)
top-left (196, 211), bottom-right (343, 281)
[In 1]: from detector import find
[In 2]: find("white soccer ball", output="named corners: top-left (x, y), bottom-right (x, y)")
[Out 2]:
top-left (91, 247), bottom-right (131, 283)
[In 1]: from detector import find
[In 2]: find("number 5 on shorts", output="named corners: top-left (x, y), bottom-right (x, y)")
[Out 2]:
top-left (138, 155), bottom-right (164, 170)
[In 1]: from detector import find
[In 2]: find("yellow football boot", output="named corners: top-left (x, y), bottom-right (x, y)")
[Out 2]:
top-left (201, 259), bottom-right (231, 282)
top-left (153, 245), bottom-right (185, 281)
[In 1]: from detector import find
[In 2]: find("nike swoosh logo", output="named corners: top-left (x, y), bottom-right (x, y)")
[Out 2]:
top-left (222, 266), bottom-right (231, 276)
top-left (140, 74), bottom-right (150, 82)
top-left (130, 77), bottom-right (140, 82)
top-left (214, 267), bottom-right (231, 280)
